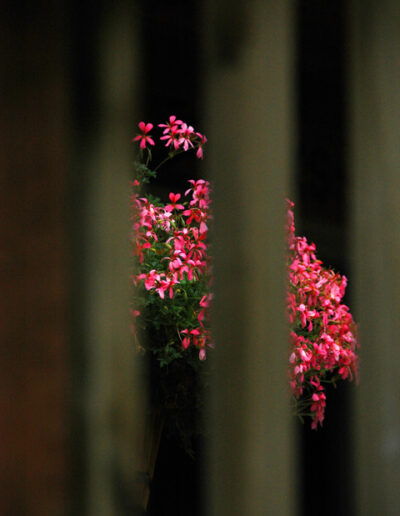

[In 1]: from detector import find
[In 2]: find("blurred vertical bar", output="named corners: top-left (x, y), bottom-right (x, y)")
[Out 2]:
top-left (83, 3), bottom-right (143, 515)
top-left (349, 1), bottom-right (400, 514)
top-left (0, 4), bottom-right (70, 515)
top-left (204, 1), bottom-right (296, 515)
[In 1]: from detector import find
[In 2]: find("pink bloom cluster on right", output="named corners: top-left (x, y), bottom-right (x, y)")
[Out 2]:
top-left (286, 200), bottom-right (359, 429)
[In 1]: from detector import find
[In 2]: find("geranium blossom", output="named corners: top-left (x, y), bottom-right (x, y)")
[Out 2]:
top-left (130, 116), bottom-right (359, 430)
top-left (131, 117), bottom-right (212, 363)
top-left (158, 115), bottom-right (183, 134)
top-left (157, 116), bottom-right (206, 157)
top-left (160, 124), bottom-right (183, 149)
top-left (195, 133), bottom-right (207, 159)
top-left (132, 177), bottom-right (212, 361)
top-left (133, 121), bottom-right (155, 149)
top-left (165, 193), bottom-right (185, 212)
top-left (286, 199), bottom-right (359, 429)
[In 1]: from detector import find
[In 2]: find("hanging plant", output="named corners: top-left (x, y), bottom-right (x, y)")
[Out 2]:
top-left (131, 116), bottom-right (360, 441)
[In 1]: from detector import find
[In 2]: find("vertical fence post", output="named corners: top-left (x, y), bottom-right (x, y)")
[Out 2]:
top-left (83, 4), bottom-right (143, 515)
top-left (204, 1), bottom-right (296, 514)
top-left (349, 1), bottom-right (400, 514)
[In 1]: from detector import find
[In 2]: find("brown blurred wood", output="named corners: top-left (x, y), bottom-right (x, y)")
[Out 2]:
top-left (0, 5), bottom-right (69, 516)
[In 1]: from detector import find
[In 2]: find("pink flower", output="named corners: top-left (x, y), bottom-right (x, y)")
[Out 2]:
top-left (137, 269), bottom-right (160, 291)
top-left (186, 179), bottom-right (211, 209)
top-left (165, 193), bottom-right (185, 212)
top-left (198, 294), bottom-right (212, 323)
top-left (131, 120), bottom-right (213, 370)
top-left (160, 124), bottom-right (183, 150)
top-left (180, 328), bottom-right (200, 349)
top-left (158, 115), bottom-right (183, 134)
top-left (155, 273), bottom-right (179, 299)
top-left (179, 123), bottom-right (195, 151)
top-left (286, 199), bottom-right (359, 429)
top-left (195, 132), bottom-right (207, 159)
top-left (133, 122), bottom-right (155, 149)
top-left (135, 239), bottom-right (151, 263)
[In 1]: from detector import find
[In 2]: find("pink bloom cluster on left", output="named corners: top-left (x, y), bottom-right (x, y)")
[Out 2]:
top-left (131, 117), bottom-right (212, 361)
top-left (133, 121), bottom-right (155, 149)
top-left (133, 115), bottom-right (207, 159)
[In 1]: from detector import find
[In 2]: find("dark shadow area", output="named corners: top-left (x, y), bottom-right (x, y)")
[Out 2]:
top-left (139, 1), bottom-right (205, 515)
top-left (147, 433), bottom-right (205, 516)
top-left (295, 2), bottom-right (355, 515)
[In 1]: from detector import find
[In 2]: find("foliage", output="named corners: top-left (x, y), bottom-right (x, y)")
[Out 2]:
top-left (131, 116), bottom-right (359, 438)
top-left (286, 200), bottom-right (359, 428)
top-left (131, 117), bottom-right (211, 450)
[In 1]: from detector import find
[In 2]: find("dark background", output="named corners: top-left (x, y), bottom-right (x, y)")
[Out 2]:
top-left (295, 2), bottom-right (355, 516)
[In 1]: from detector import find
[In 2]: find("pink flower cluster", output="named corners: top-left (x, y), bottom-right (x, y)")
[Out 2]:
top-left (133, 115), bottom-right (207, 159)
top-left (286, 200), bottom-right (359, 429)
top-left (132, 118), bottom-right (212, 361)
top-left (132, 116), bottom-right (359, 427)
